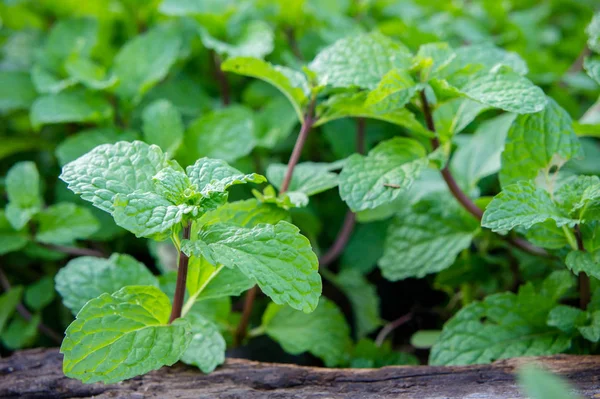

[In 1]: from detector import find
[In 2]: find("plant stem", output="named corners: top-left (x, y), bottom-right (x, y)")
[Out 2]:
top-left (574, 225), bottom-right (591, 309)
top-left (212, 51), bottom-right (230, 106)
top-left (234, 97), bottom-right (318, 345)
top-left (420, 89), bottom-right (548, 258)
top-left (319, 118), bottom-right (366, 267)
top-left (44, 244), bottom-right (106, 258)
top-left (181, 264), bottom-right (224, 317)
top-left (169, 222), bottom-right (192, 323)
top-left (0, 267), bottom-right (62, 344)
top-left (285, 27), bottom-right (304, 61)
top-left (375, 313), bottom-right (412, 347)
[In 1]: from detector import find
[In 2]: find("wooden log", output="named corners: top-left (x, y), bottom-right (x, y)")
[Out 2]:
top-left (1, 348), bottom-right (599, 398)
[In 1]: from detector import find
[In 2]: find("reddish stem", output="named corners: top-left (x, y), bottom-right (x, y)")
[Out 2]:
top-left (169, 222), bottom-right (191, 323)
top-left (375, 313), bottom-right (413, 347)
top-left (212, 52), bottom-right (230, 106)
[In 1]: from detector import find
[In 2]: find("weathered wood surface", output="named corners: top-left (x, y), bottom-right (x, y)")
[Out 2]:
top-left (1, 348), bottom-right (599, 398)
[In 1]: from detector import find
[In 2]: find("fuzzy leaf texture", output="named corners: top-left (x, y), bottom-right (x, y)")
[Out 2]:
top-left (61, 286), bottom-right (191, 384)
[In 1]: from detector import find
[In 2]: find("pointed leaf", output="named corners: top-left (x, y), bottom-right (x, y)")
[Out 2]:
top-left (180, 313), bottom-right (225, 373)
top-left (5, 161), bottom-right (42, 230)
top-left (36, 203), bottom-right (99, 245)
top-left (142, 99), bottom-right (184, 154)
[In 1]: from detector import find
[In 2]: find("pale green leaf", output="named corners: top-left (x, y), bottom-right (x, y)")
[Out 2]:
top-left (339, 137), bottom-right (428, 212)
top-left (186, 258), bottom-right (253, 302)
top-left (518, 366), bottom-right (582, 399)
top-left (142, 99), bottom-right (184, 154)
top-left (185, 158), bottom-right (266, 196)
top-left (309, 31), bottom-right (412, 90)
top-left (0, 211), bottom-right (29, 255)
top-left (55, 253), bottom-right (159, 315)
top-left (587, 12), bottom-right (600, 54)
top-left (55, 128), bottom-right (139, 166)
top-left (0, 286), bottom-right (23, 334)
top-left (482, 181), bottom-right (576, 232)
top-left (38, 18), bottom-right (98, 71)
top-left (579, 311), bottom-right (600, 343)
top-left (365, 68), bottom-right (418, 109)
top-left (221, 57), bottom-right (308, 121)
top-left (36, 203), bottom-right (99, 245)
top-left (565, 251), bottom-right (600, 280)
top-left (61, 286), bottom-right (191, 384)
top-left (584, 57), bottom-right (600, 85)
top-left (183, 221), bottom-right (321, 313)
top-left (5, 161), bottom-right (42, 230)
top-left (31, 64), bottom-right (77, 94)
top-left (30, 90), bottom-right (113, 130)
top-left (64, 57), bottom-right (117, 90)
top-left (60, 141), bottom-right (176, 213)
top-left (379, 199), bottom-right (479, 281)
top-left (199, 20), bottom-right (274, 59)
top-left (180, 312), bottom-right (225, 373)
top-left (181, 105), bottom-right (256, 164)
top-left (266, 162), bottom-right (339, 199)
top-left (554, 175), bottom-right (600, 220)
top-left (113, 24), bottom-right (181, 102)
top-left (262, 298), bottom-right (351, 367)
top-left (547, 305), bottom-right (587, 334)
top-left (500, 98), bottom-right (581, 187)
top-left (410, 330), bottom-right (442, 349)
top-left (195, 199), bottom-right (289, 230)
top-left (0, 70), bottom-right (37, 112)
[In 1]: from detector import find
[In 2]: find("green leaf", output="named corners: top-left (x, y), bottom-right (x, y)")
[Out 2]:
top-left (565, 251), bottom-right (600, 280)
top-left (180, 312), bottom-right (225, 373)
top-left (350, 338), bottom-right (418, 368)
top-left (185, 158), bottom-right (266, 197)
top-left (55, 128), bottom-right (139, 166)
top-left (587, 12), bottom-right (600, 54)
top-left (38, 18), bottom-right (98, 71)
top-left (196, 199), bottom-right (289, 230)
top-left (554, 175), bottom-right (600, 220)
top-left (365, 68), bottom-right (418, 109)
top-left (339, 137), bottom-right (429, 212)
top-left (181, 105), bottom-right (256, 164)
top-left (254, 97), bottom-right (298, 148)
top-left (30, 90), bottom-right (113, 130)
top-left (430, 284), bottom-right (571, 365)
top-left (433, 98), bottom-right (489, 140)
top-left (410, 330), bottom-right (442, 349)
top-left (199, 20), bottom-right (274, 59)
top-left (309, 31), bottom-right (412, 90)
top-left (500, 98), bottom-right (581, 187)
top-left (518, 366), bottom-right (582, 399)
top-left (379, 199), bottom-right (479, 281)
top-left (183, 221), bottom-right (321, 313)
top-left (547, 305), bottom-right (587, 334)
top-left (31, 64), bottom-right (77, 94)
top-left (64, 57), bottom-right (117, 90)
top-left (0, 286), bottom-right (23, 334)
top-left (113, 24), bottom-right (181, 102)
top-left (186, 257), bottom-right (253, 302)
top-left (24, 277), bottom-right (55, 311)
top-left (0, 211), bottom-right (29, 255)
top-left (61, 286), bottom-right (191, 384)
top-left (262, 298), bottom-right (351, 367)
top-left (266, 162), bottom-right (339, 200)
top-left (1, 313), bottom-right (40, 350)
top-left (454, 68), bottom-right (546, 114)
top-left (113, 192), bottom-right (195, 239)
top-left (36, 203), bottom-right (99, 245)
top-left (221, 57), bottom-right (308, 121)
top-left (526, 221), bottom-right (570, 250)
top-left (55, 253), bottom-right (159, 315)
top-left (0, 70), bottom-right (37, 112)
top-left (443, 44), bottom-right (528, 76)
top-left (450, 113), bottom-right (517, 190)
top-left (578, 311), bottom-right (600, 342)
top-left (329, 269), bottom-right (381, 338)
top-left (60, 141), bottom-right (176, 213)
top-left (313, 92), bottom-right (430, 137)
top-left (584, 57), bottom-right (600, 85)
top-left (341, 220), bottom-right (389, 274)
top-left (482, 181), bottom-right (576, 232)
top-left (142, 99), bottom-right (184, 155)
top-left (5, 161), bottom-right (42, 230)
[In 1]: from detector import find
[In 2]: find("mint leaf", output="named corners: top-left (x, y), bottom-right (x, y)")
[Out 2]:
top-left (565, 251), bottom-right (600, 280)
top-left (182, 106), bottom-right (256, 164)
top-left (262, 298), bottom-right (351, 367)
top-left (266, 162), bottom-right (339, 200)
top-left (31, 64), bottom-right (76, 94)
top-left (60, 141), bottom-right (176, 213)
top-left (518, 366), bottom-right (582, 399)
top-left (500, 98), bottom-right (581, 187)
top-left (142, 99), bottom-right (184, 154)
top-left (0, 211), bottom-right (28, 255)
top-left (584, 57), bottom-right (600, 85)
top-left (221, 57), bottom-right (308, 121)
top-left (554, 175), bottom-right (600, 220)
top-left (433, 98), bottom-right (489, 140)
top-left (339, 137), bottom-right (428, 212)
top-left (199, 20), bottom-right (274, 59)
top-left (430, 284), bottom-right (571, 365)
top-left (547, 305), bottom-right (587, 334)
top-left (365, 68), bottom-right (418, 109)
top-left (0, 286), bottom-right (23, 334)
top-left (113, 192), bottom-right (195, 239)
top-left (329, 269), bottom-right (381, 338)
top-left (309, 31), bottom-right (412, 90)
top-left (183, 221), bottom-right (321, 313)
top-left (61, 286), bottom-right (191, 384)
top-left (379, 199), bottom-right (479, 280)
top-left (5, 161), bottom-right (42, 230)
top-left (446, 44), bottom-right (528, 76)
top-left (180, 312), bottom-right (226, 373)
top-left (350, 338), bottom-right (418, 367)
top-left (36, 203), bottom-right (99, 245)
top-left (587, 12), bottom-right (600, 54)
top-left (482, 181), bottom-right (576, 232)
top-left (187, 257), bottom-right (253, 301)
top-left (185, 158), bottom-right (266, 196)
top-left (526, 221), bottom-right (570, 250)
top-left (24, 277), bottom-right (55, 311)
top-left (64, 57), bottom-right (117, 90)
top-left (55, 128), bottom-right (139, 166)
top-left (578, 311), bottom-right (600, 342)
top-left (37, 18), bottom-right (98, 72)
top-left (2, 313), bottom-right (40, 350)
top-left (30, 90), bottom-right (113, 130)
top-left (55, 253), bottom-right (159, 314)
top-left (196, 199), bottom-right (289, 230)
top-left (113, 24), bottom-right (181, 102)
top-left (0, 70), bottom-right (37, 112)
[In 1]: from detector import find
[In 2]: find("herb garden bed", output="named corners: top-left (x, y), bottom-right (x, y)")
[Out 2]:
top-left (1, 349), bottom-right (599, 399)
